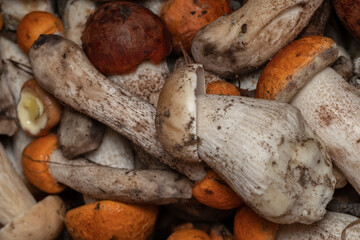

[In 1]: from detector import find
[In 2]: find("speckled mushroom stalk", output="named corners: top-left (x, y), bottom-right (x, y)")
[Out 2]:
top-left (191, 0), bottom-right (324, 77)
top-left (256, 36), bottom-right (360, 195)
top-left (156, 64), bottom-right (335, 224)
top-left (276, 211), bottom-right (360, 239)
top-left (28, 34), bottom-right (207, 182)
top-left (22, 135), bottom-right (193, 204)
top-left (0, 143), bottom-right (65, 240)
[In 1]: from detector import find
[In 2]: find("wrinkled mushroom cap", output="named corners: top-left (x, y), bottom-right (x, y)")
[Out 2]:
top-left (0, 195), bottom-right (66, 240)
top-left (256, 36), bottom-right (338, 102)
top-left (156, 64), bottom-right (205, 163)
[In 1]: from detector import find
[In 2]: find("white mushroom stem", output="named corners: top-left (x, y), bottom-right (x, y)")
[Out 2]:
top-left (63, 0), bottom-right (96, 47)
top-left (49, 149), bottom-right (193, 204)
top-left (196, 95), bottom-right (335, 224)
top-left (0, 143), bottom-right (35, 225)
top-left (191, 0), bottom-right (323, 77)
top-left (28, 34), bottom-right (207, 181)
top-left (291, 67), bottom-right (360, 195)
top-left (275, 212), bottom-right (360, 239)
top-left (0, 0), bottom-right (54, 30)
top-left (109, 61), bottom-right (170, 107)
top-left (85, 127), bottom-right (135, 169)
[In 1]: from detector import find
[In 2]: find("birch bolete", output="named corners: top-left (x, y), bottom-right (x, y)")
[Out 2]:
top-left (28, 34), bottom-right (207, 182)
top-left (155, 64), bottom-right (335, 224)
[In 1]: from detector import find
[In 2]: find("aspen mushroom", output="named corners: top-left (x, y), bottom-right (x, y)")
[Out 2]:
top-left (82, 1), bottom-right (172, 107)
top-left (17, 78), bottom-right (62, 137)
top-left (65, 200), bottom-right (159, 240)
top-left (28, 34), bottom-right (207, 181)
top-left (0, 143), bottom-right (65, 240)
top-left (16, 11), bottom-right (64, 54)
top-left (256, 35), bottom-right (360, 195)
top-left (160, 0), bottom-right (232, 53)
top-left (155, 63), bottom-right (335, 224)
top-left (22, 134), bottom-right (193, 204)
top-left (191, 0), bottom-right (324, 77)
top-left (333, 0), bottom-right (360, 40)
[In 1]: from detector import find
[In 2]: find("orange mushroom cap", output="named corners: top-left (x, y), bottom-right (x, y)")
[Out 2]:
top-left (65, 200), bottom-right (159, 240)
top-left (160, 0), bottom-right (231, 53)
top-left (192, 170), bottom-right (243, 210)
top-left (206, 80), bottom-right (240, 96)
top-left (168, 229), bottom-right (211, 240)
top-left (17, 11), bottom-right (64, 54)
top-left (256, 36), bottom-right (338, 102)
top-left (22, 134), bottom-right (66, 194)
top-left (234, 205), bottom-right (278, 240)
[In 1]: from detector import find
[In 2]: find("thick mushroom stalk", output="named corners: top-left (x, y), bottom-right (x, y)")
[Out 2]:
top-left (28, 34), bottom-right (206, 181)
top-left (256, 36), bottom-right (360, 196)
top-left (0, 143), bottom-right (65, 240)
top-left (191, 0), bottom-right (323, 77)
top-left (156, 64), bottom-right (335, 224)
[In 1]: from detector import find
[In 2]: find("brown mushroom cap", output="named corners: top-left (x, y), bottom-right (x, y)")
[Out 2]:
top-left (0, 195), bottom-right (66, 240)
top-left (256, 36), bottom-right (338, 102)
top-left (156, 64), bottom-right (205, 163)
top-left (82, 1), bottom-right (172, 75)
top-left (333, 0), bottom-right (360, 40)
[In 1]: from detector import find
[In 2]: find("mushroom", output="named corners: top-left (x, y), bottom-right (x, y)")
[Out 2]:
top-left (168, 229), bottom-right (211, 240)
top-left (333, 0), bottom-right (360, 40)
top-left (82, 1), bottom-right (172, 107)
top-left (0, 71), bottom-right (17, 136)
top-left (156, 63), bottom-right (335, 224)
top-left (0, 142), bottom-right (65, 240)
top-left (28, 34), bottom-right (207, 181)
top-left (16, 11), bottom-right (64, 54)
top-left (22, 134), bottom-right (193, 204)
top-left (65, 200), bottom-right (159, 240)
top-left (159, 0), bottom-right (232, 54)
top-left (0, 0), bottom-right (54, 31)
top-left (17, 78), bottom-right (62, 137)
top-left (275, 211), bottom-right (360, 239)
top-left (256, 35), bottom-right (360, 195)
top-left (191, 0), bottom-right (324, 77)
top-left (57, 107), bottom-right (105, 159)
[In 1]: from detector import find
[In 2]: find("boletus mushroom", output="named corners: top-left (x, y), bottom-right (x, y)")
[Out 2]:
top-left (256, 36), bottom-right (360, 195)
top-left (191, 0), bottom-right (324, 77)
top-left (155, 63), bottom-right (335, 224)
top-left (28, 34), bottom-right (207, 181)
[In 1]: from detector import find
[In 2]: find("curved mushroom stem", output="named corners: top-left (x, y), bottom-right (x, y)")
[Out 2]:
top-left (49, 149), bottom-right (192, 204)
top-left (28, 34), bottom-right (206, 181)
top-left (291, 67), bottom-right (360, 194)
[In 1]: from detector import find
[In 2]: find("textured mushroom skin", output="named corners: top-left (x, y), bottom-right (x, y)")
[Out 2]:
top-left (197, 95), bottom-right (335, 224)
top-left (82, 1), bottom-right (172, 74)
top-left (191, 0), bottom-right (323, 77)
top-left (333, 0), bottom-right (360, 39)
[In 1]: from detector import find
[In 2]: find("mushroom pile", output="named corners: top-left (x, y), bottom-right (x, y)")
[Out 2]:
top-left (0, 0), bottom-right (360, 239)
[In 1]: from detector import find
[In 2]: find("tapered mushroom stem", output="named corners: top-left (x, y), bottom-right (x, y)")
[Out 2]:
top-left (291, 67), bottom-right (360, 192)
top-left (0, 143), bottom-right (35, 225)
top-left (28, 34), bottom-right (206, 181)
top-left (156, 64), bottom-right (335, 224)
top-left (49, 150), bottom-right (193, 204)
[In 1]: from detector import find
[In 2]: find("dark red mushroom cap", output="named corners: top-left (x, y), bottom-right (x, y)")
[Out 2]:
top-left (82, 1), bottom-right (172, 75)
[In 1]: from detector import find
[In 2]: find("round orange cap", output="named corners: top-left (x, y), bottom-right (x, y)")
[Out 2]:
top-left (168, 229), bottom-right (211, 240)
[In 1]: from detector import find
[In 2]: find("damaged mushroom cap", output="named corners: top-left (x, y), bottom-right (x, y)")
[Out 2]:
top-left (156, 64), bottom-right (205, 163)
top-left (191, 0), bottom-right (324, 77)
top-left (0, 195), bottom-right (66, 240)
top-left (256, 36), bottom-right (338, 102)
top-left (156, 64), bottom-right (336, 224)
